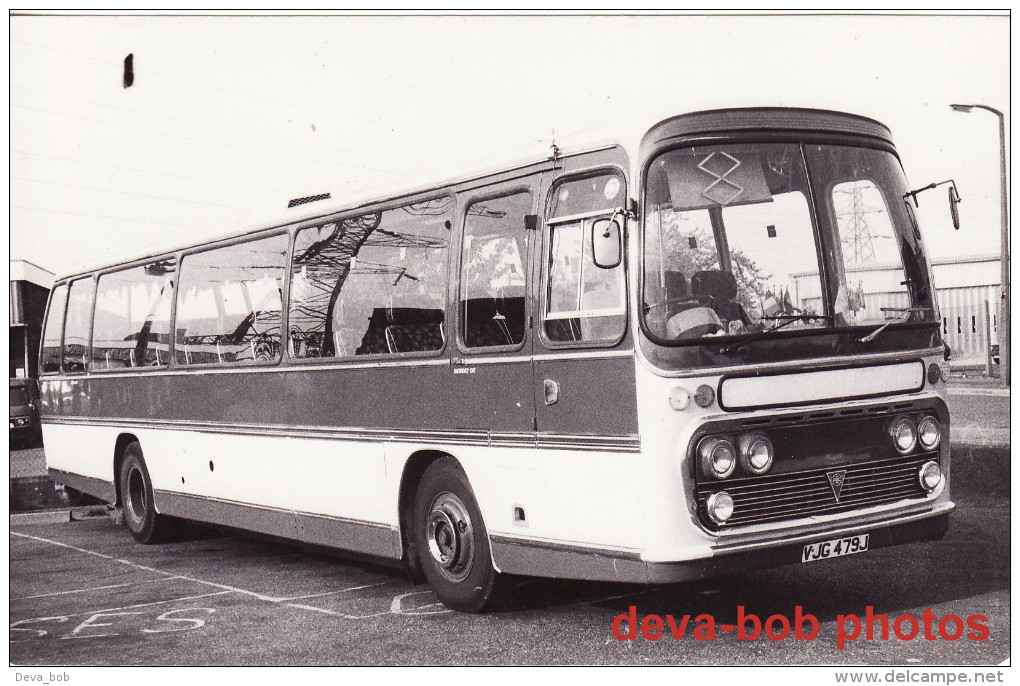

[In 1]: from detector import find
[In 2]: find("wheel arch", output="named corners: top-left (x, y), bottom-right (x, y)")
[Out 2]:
top-left (396, 449), bottom-right (451, 582)
top-left (112, 432), bottom-right (140, 508)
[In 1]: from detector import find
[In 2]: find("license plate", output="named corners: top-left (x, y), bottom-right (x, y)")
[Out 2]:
top-left (802, 533), bottom-right (869, 563)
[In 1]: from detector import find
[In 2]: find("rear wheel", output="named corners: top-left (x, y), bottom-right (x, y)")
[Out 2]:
top-left (119, 442), bottom-right (171, 543)
top-left (413, 457), bottom-right (497, 612)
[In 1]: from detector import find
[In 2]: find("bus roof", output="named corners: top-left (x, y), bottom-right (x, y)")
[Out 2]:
top-left (50, 141), bottom-right (622, 283)
top-left (639, 107), bottom-right (895, 160)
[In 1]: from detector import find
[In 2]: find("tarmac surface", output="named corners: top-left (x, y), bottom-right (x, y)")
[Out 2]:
top-left (8, 382), bottom-right (1010, 665)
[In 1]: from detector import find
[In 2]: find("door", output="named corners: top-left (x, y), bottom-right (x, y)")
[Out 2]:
top-left (532, 146), bottom-right (639, 440)
top-left (451, 173), bottom-right (544, 439)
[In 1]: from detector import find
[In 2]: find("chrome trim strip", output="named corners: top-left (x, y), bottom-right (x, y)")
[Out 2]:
top-left (457, 355), bottom-right (531, 366)
top-left (41, 416), bottom-right (641, 452)
top-left (532, 349), bottom-right (634, 362)
top-left (489, 533), bottom-right (643, 560)
top-left (49, 357), bottom-right (452, 380)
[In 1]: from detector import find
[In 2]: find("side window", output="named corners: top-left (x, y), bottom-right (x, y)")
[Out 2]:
top-left (544, 173), bottom-right (626, 344)
top-left (39, 284), bottom-right (68, 374)
top-left (93, 259), bottom-right (176, 370)
top-left (289, 198), bottom-right (452, 358)
top-left (63, 278), bottom-right (96, 374)
top-left (460, 191), bottom-right (532, 349)
top-left (175, 235), bottom-right (288, 365)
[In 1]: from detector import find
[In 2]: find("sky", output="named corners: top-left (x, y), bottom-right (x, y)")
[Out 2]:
top-left (8, 12), bottom-right (1010, 279)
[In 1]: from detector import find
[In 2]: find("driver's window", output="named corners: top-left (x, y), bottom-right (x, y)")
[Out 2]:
top-left (544, 171), bottom-right (627, 344)
top-left (545, 219), bottom-right (625, 343)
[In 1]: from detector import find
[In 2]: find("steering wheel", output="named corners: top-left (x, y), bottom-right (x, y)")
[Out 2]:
top-left (645, 293), bottom-right (715, 315)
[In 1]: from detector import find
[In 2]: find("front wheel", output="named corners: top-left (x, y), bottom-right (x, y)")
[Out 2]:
top-left (413, 457), bottom-right (498, 612)
top-left (119, 442), bottom-right (172, 543)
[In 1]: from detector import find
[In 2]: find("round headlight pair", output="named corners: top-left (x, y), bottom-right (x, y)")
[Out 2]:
top-left (890, 415), bottom-right (942, 454)
top-left (698, 433), bottom-right (774, 479)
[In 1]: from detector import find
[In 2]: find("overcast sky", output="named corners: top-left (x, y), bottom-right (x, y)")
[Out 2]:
top-left (9, 12), bottom-right (1009, 278)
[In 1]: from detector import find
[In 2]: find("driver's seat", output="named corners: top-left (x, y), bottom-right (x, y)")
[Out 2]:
top-left (691, 269), bottom-right (750, 325)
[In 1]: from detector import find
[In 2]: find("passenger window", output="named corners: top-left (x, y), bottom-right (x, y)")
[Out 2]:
top-left (39, 284), bottom-right (68, 374)
top-left (545, 173), bottom-right (626, 343)
top-left (93, 259), bottom-right (176, 369)
top-left (63, 278), bottom-right (96, 374)
top-left (175, 235), bottom-right (288, 365)
top-left (460, 192), bottom-right (532, 349)
top-left (289, 197), bottom-right (452, 358)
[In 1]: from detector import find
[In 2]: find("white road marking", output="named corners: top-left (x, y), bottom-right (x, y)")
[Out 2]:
top-left (12, 575), bottom-right (185, 601)
top-left (10, 530), bottom-right (425, 621)
top-left (279, 581), bottom-right (395, 602)
top-left (11, 531), bottom-right (284, 602)
top-left (16, 591), bottom-right (230, 622)
top-left (285, 602), bottom-right (340, 616)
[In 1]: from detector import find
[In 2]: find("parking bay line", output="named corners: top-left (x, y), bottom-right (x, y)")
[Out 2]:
top-left (10, 531), bottom-right (407, 619)
top-left (12, 575), bottom-right (187, 601)
top-left (12, 531), bottom-right (304, 604)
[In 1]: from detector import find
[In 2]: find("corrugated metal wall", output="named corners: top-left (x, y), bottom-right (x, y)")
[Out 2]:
top-left (938, 285), bottom-right (1000, 357)
top-left (791, 256), bottom-right (1001, 361)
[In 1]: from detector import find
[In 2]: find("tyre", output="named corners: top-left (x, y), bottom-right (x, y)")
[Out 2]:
top-left (118, 442), bottom-right (171, 543)
top-left (413, 457), bottom-right (498, 612)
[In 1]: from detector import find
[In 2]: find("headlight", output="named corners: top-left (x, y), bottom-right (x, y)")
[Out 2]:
top-left (918, 461), bottom-right (943, 492)
top-left (706, 491), bottom-right (734, 524)
top-left (737, 433), bottom-right (774, 475)
top-left (698, 436), bottom-right (737, 479)
top-left (917, 416), bottom-right (942, 451)
top-left (889, 416), bottom-right (918, 454)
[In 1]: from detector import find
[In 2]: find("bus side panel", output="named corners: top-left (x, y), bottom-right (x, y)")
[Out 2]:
top-left (41, 420), bottom-right (120, 501)
top-left (488, 446), bottom-right (645, 546)
top-left (533, 354), bottom-right (638, 436)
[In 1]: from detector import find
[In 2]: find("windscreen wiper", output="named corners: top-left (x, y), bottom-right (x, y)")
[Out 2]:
top-left (858, 307), bottom-right (930, 344)
top-left (719, 314), bottom-right (833, 355)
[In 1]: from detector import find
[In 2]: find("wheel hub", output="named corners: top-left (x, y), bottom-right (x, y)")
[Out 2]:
top-left (425, 492), bottom-right (474, 582)
top-left (125, 465), bottom-right (147, 524)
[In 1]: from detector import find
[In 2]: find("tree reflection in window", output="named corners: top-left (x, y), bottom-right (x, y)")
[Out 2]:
top-left (290, 197), bottom-right (452, 358)
top-left (175, 235), bottom-right (288, 365)
top-left (92, 259), bottom-right (176, 369)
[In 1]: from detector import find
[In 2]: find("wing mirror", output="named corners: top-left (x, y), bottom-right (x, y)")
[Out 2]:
top-left (591, 214), bottom-right (623, 269)
top-left (948, 184), bottom-right (962, 230)
top-left (904, 179), bottom-right (962, 230)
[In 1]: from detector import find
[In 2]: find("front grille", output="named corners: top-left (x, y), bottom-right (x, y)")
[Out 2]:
top-left (697, 454), bottom-right (934, 529)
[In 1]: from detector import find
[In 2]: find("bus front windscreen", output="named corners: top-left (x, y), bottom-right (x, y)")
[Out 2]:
top-left (642, 142), bottom-right (936, 346)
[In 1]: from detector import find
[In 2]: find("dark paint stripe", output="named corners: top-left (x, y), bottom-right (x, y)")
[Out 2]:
top-left (42, 415), bottom-right (641, 452)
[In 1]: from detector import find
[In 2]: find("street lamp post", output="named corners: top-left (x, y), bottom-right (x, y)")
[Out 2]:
top-left (951, 103), bottom-right (1009, 386)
